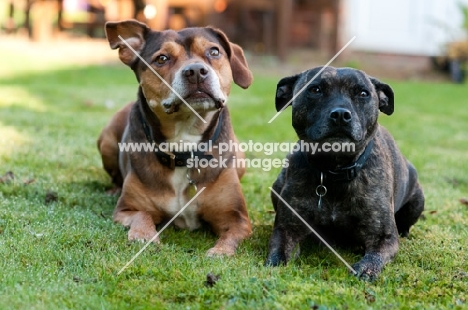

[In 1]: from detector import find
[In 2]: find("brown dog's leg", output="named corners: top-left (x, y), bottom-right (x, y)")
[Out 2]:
top-left (113, 173), bottom-right (163, 243)
top-left (114, 209), bottom-right (160, 243)
top-left (199, 170), bottom-right (252, 256)
top-left (98, 135), bottom-right (123, 190)
top-left (97, 103), bottom-right (133, 191)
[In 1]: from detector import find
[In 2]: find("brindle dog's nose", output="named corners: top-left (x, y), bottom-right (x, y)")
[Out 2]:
top-left (183, 63), bottom-right (209, 84)
top-left (329, 108), bottom-right (352, 126)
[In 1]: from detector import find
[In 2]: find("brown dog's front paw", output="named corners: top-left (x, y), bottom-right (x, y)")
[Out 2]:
top-left (352, 253), bottom-right (385, 281)
top-left (128, 227), bottom-right (160, 244)
top-left (206, 245), bottom-right (236, 257)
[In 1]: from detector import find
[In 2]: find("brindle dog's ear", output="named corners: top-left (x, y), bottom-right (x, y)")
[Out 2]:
top-left (208, 28), bottom-right (253, 89)
top-left (105, 20), bottom-right (150, 67)
top-left (370, 77), bottom-right (394, 115)
top-left (275, 74), bottom-right (300, 112)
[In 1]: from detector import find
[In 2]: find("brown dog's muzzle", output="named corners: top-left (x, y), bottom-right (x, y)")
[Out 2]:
top-left (183, 63), bottom-right (209, 84)
top-left (177, 62), bottom-right (226, 109)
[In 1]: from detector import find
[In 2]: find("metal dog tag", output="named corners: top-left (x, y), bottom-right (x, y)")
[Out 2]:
top-left (187, 180), bottom-right (198, 198)
top-left (315, 172), bottom-right (327, 210)
top-left (186, 166), bottom-right (200, 199)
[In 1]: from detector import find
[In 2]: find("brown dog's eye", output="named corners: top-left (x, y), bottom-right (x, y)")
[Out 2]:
top-left (208, 47), bottom-right (220, 57)
top-left (155, 55), bottom-right (169, 65)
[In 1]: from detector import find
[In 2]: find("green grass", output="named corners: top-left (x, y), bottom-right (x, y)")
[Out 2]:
top-left (1, 46), bottom-right (468, 310)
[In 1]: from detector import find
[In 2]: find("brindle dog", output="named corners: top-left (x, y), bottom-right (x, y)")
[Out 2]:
top-left (265, 67), bottom-right (424, 280)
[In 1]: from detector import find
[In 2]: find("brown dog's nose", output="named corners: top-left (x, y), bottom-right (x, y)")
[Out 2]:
top-left (329, 108), bottom-right (352, 126)
top-left (183, 63), bottom-right (209, 84)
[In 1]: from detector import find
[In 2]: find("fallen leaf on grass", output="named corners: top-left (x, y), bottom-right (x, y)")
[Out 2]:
top-left (73, 276), bottom-right (82, 283)
top-left (0, 171), bottom-right (15, 184)
top-left (452, 271), bottom-right (468, 280)
top-left (45, 191), bottom-right (58, 204)
top-left (364, 288), bottom-right (376, 303)
top-left (429, 210), bottom-right (438, 214)
top-left (204, 273), bottom-right (220, 287)
top-left (23, 178), bottom-right (35, 185)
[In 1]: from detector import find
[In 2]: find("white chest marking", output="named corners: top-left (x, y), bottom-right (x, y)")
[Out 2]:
top-left (162, 115), bottom-right (205, 230)
top-left (167, 119), bottom-right (202, 147)
top-left (166, 168), bottom-right (201, 230)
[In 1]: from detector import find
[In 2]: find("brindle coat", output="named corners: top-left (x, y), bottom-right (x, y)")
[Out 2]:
top-left (265, 67), bottom-right (424, 280)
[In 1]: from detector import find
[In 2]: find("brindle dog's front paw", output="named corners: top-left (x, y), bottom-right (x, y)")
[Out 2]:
top-left (351, 253), bottom-right (385, 281)
top-left (264, 253), bottom-right (287, 267)
top-left (128, 227), bottom-right (160, 244)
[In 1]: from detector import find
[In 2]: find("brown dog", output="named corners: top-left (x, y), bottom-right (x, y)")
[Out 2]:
top-left (97, 20), bottom-right (253, 256)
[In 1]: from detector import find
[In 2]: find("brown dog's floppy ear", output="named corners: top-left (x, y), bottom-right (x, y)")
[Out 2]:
top-left (275, 74), bottom-right (300, 112)
top-left (208, 28), bottom-right (253, 89)
top-left (370, 77), bottom-right (394, 115)
top-left (228, 43), bottom-right (253, 89)
top-left (105, 20), bottom-right (150, 67)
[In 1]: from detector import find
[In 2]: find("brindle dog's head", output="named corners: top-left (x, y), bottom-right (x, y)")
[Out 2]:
top-left (105, 20), bottom-right (252, 116)
top-left (276, 67), bottom-right (394, 152)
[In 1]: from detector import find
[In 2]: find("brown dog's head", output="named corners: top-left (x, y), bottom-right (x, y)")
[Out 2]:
top-left (105, 20), bottom-right (253, 116)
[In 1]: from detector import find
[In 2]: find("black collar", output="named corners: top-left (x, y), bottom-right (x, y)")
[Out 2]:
top-left (138, 109), bottom-right (223, 169)
top-left (305, 140), bottom-right (374, 183)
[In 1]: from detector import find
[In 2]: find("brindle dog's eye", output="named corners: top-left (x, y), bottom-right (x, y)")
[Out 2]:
top-left (360, 90), bottom-right (369, 97)
top-left (311, 86), bottom-right (321, 94)
top-left (208, 47), bottom-right (220, 57)
top-left (155, 55), bottom-right (169, 65)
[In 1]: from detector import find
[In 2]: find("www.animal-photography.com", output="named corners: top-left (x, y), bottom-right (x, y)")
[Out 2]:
top-left (1, 1), bottom-right (467, 309)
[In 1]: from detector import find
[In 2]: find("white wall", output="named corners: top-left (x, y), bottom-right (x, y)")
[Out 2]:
top-left (342, 0), bottom-right (468, 56)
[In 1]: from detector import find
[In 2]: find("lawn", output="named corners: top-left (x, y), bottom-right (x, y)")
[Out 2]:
top-left (0, 41), bottom-right (467, 310)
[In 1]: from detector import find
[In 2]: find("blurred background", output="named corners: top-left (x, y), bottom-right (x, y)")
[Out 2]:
top-left (1, 0), bottom-right (468, 81)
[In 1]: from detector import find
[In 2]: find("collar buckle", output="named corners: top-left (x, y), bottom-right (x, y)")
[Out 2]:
top-left (344, 163), bottom-right (357, 181)
top-left (327, 163), bottom-right (357, 182)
